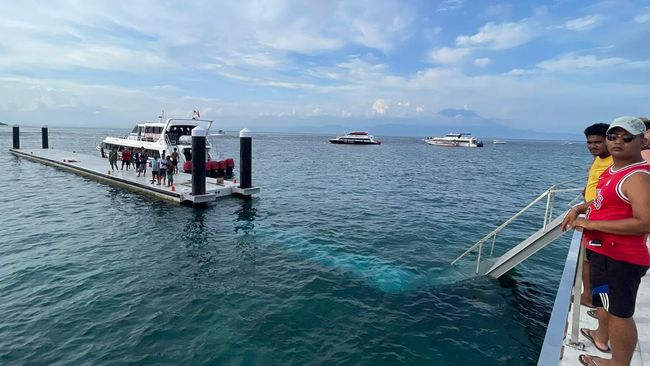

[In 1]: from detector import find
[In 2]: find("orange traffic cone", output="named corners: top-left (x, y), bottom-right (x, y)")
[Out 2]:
top-left (233, 178), bottom-right (237, 184)
top-left (171, 185), bottom-right (176, 192)
top-left (108, 170), bottom-right (111, 175)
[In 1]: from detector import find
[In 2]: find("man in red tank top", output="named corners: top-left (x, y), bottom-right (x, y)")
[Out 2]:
top-left (562, 116), bottom-right (650, 366)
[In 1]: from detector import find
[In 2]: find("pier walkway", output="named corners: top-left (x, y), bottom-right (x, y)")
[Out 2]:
top-left (539, 230), bottom-right (650, 366)
top-left (10, 148), bottom-right (258, 204)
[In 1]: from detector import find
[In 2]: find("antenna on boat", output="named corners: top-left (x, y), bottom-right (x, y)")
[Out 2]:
top-left (158, 109), bottom-right (165, 123)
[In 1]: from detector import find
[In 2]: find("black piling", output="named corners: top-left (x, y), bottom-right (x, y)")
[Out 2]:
top-left (41, 125), bottom-right (49, 149)
top-left (12, 124), bottom-right (19, 149)
top-left (191, 126), bottom-right (207, 196)
top-left (239, 128), bottom-right (252, 189)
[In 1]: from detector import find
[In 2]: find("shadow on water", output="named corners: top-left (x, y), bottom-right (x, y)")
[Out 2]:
top-left (233, 198), bottom-right (256, 234)
top-left (496, 272), bottom-right (550, 356)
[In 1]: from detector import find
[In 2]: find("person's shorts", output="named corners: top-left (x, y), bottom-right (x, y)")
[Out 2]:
top-left (139, 163), bottom-right (147, 172)
top-left (152, 171), bottom-right (158, 178)
top-left (588, 249), bottom-right (649, 318)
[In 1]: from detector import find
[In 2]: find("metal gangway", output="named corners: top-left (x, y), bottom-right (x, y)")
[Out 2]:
top-left (451, 177), bottom-right (584, 278)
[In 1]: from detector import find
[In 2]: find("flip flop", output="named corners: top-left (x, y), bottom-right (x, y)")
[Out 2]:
top-left (578, 354), bottom-right (605, 366)
top-left (587, 309), bottom-right (598, 320)
top-left (580, 328), bottom-right (611, 353)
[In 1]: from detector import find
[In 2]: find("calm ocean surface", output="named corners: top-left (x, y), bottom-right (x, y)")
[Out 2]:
top-left (0, 126), bottom-right (590, 365)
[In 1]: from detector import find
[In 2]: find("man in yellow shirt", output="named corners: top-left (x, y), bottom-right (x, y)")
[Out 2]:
top-left (580, 123), bottom-right (613, 309)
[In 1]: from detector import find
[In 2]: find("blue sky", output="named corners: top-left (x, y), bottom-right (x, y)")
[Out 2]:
top-left (0, 0), bottom-right (649, 135)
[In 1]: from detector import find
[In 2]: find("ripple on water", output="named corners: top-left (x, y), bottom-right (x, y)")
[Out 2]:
top-left (0, 130), bottom-right (587, 365)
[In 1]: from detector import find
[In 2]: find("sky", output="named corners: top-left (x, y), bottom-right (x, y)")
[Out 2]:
top-left (0, 0), bottom-right (649, 136)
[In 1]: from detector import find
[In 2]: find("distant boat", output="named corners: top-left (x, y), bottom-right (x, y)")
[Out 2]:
top-left (210, 129), bottom-right (226, 136)
top-left (329, 131), bottom-right (381, 145)
top-left (424, 133), bottom-right (483, 148)
top-left (492, 140), bottom-right (506, 144)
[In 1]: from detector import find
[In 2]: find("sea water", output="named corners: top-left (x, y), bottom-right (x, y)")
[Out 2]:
top-left (0, 127), bottom-right (589, 365)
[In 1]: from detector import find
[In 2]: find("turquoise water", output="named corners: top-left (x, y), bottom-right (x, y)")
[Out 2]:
top-left (0, 127), bottom-right (589, 365)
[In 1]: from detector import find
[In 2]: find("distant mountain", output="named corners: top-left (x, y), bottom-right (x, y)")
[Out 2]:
top-left (216, 109), bottom-right (583, 141)
top-left (437, 108), bottom-right (479, 119)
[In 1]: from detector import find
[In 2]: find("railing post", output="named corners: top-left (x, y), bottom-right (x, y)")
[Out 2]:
top-left (569, 238), bottom-right (586, 345)
top-left (476, 241), bottom-right (483, 274)
top-left (490, 234), bottom-right (497, 256)
top-left (543, 191), bottom-right (552, 231)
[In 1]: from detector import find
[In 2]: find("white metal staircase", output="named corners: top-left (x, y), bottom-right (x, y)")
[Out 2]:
top-left (451, 177), bottom-right (584, 278)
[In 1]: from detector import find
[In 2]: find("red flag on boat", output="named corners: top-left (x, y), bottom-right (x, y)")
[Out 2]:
top-left (192, 109), bottom-right (200, 119)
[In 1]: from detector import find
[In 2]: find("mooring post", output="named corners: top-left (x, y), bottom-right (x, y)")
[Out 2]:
top-left (12, 124), bottom-right (19, 149)
top-left (41, 125), bottom-right (49, 149)
top-left (191, 126), bottom-right (207, 196)
top-left (239, 128), bottom-right (252, 189)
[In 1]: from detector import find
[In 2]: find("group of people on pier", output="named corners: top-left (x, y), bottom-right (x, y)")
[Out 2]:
top-left (562, 116), bottom-right (650, 366)
top-left (107, 146), bottom-right (180, 187)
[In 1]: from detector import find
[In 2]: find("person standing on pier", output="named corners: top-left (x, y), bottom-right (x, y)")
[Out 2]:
top-left (150, 154), bottom-right (159, 184)
top-left (562, 116), bottom-right (650, 366)
top-left (166, 155), bottom-right (174, 187)
top-left (121, 148), bottom-right (131, 171)
top-left (137, 147), bottom-right (148, 178)
top-left (158, 155), bottom-right (168, 185)
top-left (580, 123), bottom-right (613, 310)
top-left (108, 147), bottom-right (119, 171)
top-left (171, 148), bottom-right (179, 174)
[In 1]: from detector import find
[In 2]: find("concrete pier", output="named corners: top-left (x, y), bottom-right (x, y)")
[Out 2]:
top-left (9, 148), bottom-right (259, 204)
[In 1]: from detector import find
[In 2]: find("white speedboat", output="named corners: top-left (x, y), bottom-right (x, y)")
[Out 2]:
top-left (98, 113), bottom-right (215, 172)
top-left (492, 140), bottom-right (506, 144)
top-left (424, 133), bottom-right (483, 148)
top-left (329, 131), bottom-right (381, 145)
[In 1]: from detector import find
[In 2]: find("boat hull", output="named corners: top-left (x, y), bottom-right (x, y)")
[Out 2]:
top-left (329, 139), bottom-right (381, 145)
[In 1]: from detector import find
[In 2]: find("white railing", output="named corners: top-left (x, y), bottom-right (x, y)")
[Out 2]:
top-left (537, 229), bottom-right (584, 364)
top-left (450, 177), bottom-right (585, 274)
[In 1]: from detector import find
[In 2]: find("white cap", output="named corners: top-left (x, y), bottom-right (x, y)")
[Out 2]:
top-left (191, 126), bottom-right (207, 137)
top-left (607, 116), bottom-right (646, 135)
top-left (240, 128), bottom-right (252, 138)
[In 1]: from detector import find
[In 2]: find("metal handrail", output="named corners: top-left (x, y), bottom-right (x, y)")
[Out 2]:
top-left (536, 229), bottom-right (584, 365)
top-left (450, 176), bottom-right (585, 273)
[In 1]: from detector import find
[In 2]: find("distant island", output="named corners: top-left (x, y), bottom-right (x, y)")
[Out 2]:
top-left (0, 122), bottom-right (7, 126)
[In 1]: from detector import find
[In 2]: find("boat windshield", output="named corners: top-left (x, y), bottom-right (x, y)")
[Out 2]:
top-left (167, 125), bottom-right (197, 145)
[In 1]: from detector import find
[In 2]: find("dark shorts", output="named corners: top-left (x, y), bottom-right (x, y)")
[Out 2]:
top-left (588, 249), bottom-right (649, 318)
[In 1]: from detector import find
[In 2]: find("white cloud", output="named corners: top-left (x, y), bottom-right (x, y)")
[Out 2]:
top-left (473, 57), bottom-right (492, 67)
top-left (415, 106), bottom-right (424, 113)
top-left (562, 15), bottom-right (603, 31)
top-left (537, 54), bottom-right (628, 72)
top-left (372, 99), bottom-right (389, 115)
top-left (437, 0), bottom-right (463, 12)
top-left (428, 47), bottom-right (470, 64)
top-left (634, 13), bottom-right (650, 23)
top-left (456, 21), bottom-right (534, 50)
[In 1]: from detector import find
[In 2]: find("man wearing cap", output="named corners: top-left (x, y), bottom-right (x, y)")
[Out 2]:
top-left (562, 116), bottom-right (650, 366)
top-left (639, 117), bottom-right (650, 164)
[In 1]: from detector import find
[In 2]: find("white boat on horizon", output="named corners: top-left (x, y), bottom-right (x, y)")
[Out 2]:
top-left (492, 140), bottom-right (506, 144)
top-left (424, 133), bottom-right (483, 148)
top-left (97, 113), bottom-right (216, 172)
top-left (329, 131), bottom-right (381, 145)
